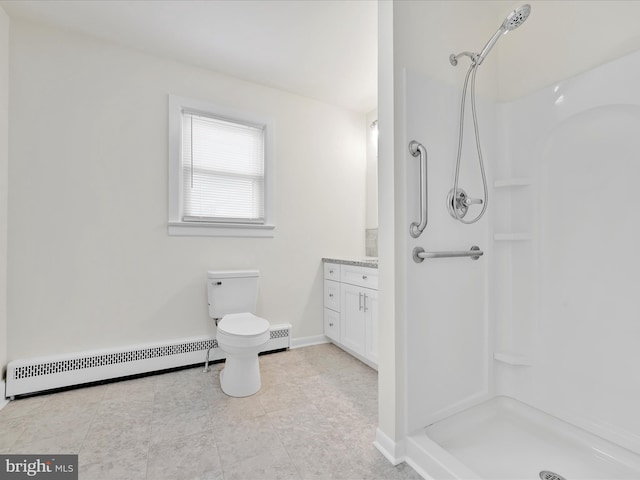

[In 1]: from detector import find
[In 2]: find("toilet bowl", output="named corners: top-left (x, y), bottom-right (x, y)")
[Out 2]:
top-left (207, 269), bottom-right (271, 397)
top-left (216, 312), bottom-right (270, 397)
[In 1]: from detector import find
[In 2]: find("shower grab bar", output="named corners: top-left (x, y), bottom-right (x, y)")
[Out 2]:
top-left (412, 246), bottom-right (483, 263)
top-left (409, 140), bottom-right (428, 238)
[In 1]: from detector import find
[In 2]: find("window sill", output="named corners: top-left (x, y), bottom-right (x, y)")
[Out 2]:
top-left (168, 221), bottom-right (275, 238)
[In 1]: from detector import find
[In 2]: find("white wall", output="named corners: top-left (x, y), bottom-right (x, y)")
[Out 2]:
top-left (7, 19), bottom-right (367, 361)
top-left (366, 108), bottom-right (378, 230)
top-left (393, 0), bottom-right (502, 99)
top-left (0, 6), bottom-right (8, 377)
top-left (498, 1), bottom-right (640, 101)
top-left (376, 0), bottom-right (400, 448)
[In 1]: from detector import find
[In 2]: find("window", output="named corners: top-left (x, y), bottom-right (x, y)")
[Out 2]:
top-left (168, 96), bottom-right (275, 237)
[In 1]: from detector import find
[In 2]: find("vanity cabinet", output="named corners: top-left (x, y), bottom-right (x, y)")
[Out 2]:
top-left (323, 261), bottom-right (378, 369)
top-left (323, 262), bottom-right (341, 343)
top-left (340, 282), bottom-right (378, 365)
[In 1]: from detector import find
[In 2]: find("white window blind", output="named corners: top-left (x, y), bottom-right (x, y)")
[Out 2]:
top-left (181, 112), bottom-right (265, 223)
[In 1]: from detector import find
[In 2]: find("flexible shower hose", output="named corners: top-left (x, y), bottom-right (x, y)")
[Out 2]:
top-left (452, 62), bottom-right (489, 224)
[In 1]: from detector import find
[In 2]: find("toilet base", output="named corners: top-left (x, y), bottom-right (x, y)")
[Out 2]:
top-left (219, 352), bottom-right (262, 397)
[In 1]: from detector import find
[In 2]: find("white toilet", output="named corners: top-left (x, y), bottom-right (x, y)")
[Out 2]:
top-left (207, 269), bottom-right (270, 397)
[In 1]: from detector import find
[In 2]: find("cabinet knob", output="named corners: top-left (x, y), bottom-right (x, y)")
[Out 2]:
top-left (329, 293), bottom-right (334, 298)
top-left (362, 275), bottom-right (367, 280)
top-left (329, 322), bottom-right (334, 327)
top-left (329, 269), bottom-right (334, 274)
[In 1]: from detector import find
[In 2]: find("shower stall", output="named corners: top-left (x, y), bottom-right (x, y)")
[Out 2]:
top-left (377, 1), bottom-right (640, 479)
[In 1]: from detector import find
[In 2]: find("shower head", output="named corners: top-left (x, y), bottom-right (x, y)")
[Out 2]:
top-left (502, 4), bottom-right (531, 31)
top-left (475, 4), bottom-right (531, 65)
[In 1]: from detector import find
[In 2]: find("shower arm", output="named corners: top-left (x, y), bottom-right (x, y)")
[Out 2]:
top-left (450, 26), bottom-right (507, 67)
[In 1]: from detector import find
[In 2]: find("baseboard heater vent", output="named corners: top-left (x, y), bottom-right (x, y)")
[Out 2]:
top-left (5, 323), bottom-right (291, 398)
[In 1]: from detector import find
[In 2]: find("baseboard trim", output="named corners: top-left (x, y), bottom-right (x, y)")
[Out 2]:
top-left (6, 325), bottom-right (292, 398)
top-left (0, 381), bottom-right (9, 407)
top-left (373, 427), bottom-right (406, 466)
top-left (290, 334), bottom-right (329, 349)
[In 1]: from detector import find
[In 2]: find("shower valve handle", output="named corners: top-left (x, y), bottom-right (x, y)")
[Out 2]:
top-left (464, 196), bottom-right (483, 206)
top-left (447, 187), bottom-right (486, 220)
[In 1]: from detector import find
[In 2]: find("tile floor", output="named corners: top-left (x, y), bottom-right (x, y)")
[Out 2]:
top-left (0, 343), bottom-right (422, 480)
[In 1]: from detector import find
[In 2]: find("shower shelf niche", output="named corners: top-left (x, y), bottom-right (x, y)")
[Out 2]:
top-left (493, 177), bottom-right (532, 188)
top-left (494, 351), bottom-right (533, 366)
top-left (493, 233), bottom-right (532, 241)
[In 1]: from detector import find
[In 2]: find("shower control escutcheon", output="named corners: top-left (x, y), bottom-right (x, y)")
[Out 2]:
top-left (447, 187), bottom-right (483, 220)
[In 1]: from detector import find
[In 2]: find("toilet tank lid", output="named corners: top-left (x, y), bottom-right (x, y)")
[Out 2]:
top-left (207, 269), bottom-right (259, 279)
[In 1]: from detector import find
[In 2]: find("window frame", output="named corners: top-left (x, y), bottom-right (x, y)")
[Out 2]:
top-left (168, 95), bottom-right (275, 237)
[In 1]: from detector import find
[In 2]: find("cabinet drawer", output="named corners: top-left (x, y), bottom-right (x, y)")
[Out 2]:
top-left (324, 279), bottom-right (340, 311)
top-left (324, 308), bottom-right (340, 342)
top-left (324, 262), bottom-right (341, 281)
top-left (341, 265), bottom-right (378, 290)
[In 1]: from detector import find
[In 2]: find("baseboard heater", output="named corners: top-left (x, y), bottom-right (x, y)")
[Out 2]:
top-left (5, 323), bottom-right (291, 399)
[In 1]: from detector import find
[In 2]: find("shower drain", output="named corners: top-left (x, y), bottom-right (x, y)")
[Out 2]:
top-left (539, 471), bottom-right (567, 480)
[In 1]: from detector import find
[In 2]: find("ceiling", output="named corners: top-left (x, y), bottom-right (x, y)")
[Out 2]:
top-left (0, 0), bottom-right (378, 113)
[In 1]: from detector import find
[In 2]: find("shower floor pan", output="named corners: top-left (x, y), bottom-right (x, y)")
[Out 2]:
top-left (407, 396), bottom-right (640, 480)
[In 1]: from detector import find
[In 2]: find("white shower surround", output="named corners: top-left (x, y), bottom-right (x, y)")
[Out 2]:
top-left (401, 48), bottom-right (640, 478)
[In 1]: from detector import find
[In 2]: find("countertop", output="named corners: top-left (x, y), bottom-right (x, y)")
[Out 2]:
top-left (322, 257), bottom-right (378, 269)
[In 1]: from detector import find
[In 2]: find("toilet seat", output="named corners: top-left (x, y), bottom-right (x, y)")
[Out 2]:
top-left (217, 313), bottom-right (270, 348)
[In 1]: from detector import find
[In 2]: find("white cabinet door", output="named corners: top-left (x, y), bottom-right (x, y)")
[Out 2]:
top-left (363, 287), bottom-right (379, 365)
top-left (340, 283), bottom-right (366, 356)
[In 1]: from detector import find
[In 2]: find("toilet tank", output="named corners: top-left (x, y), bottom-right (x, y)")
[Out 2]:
top-left (207, 270), bottom-right (259, 319)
